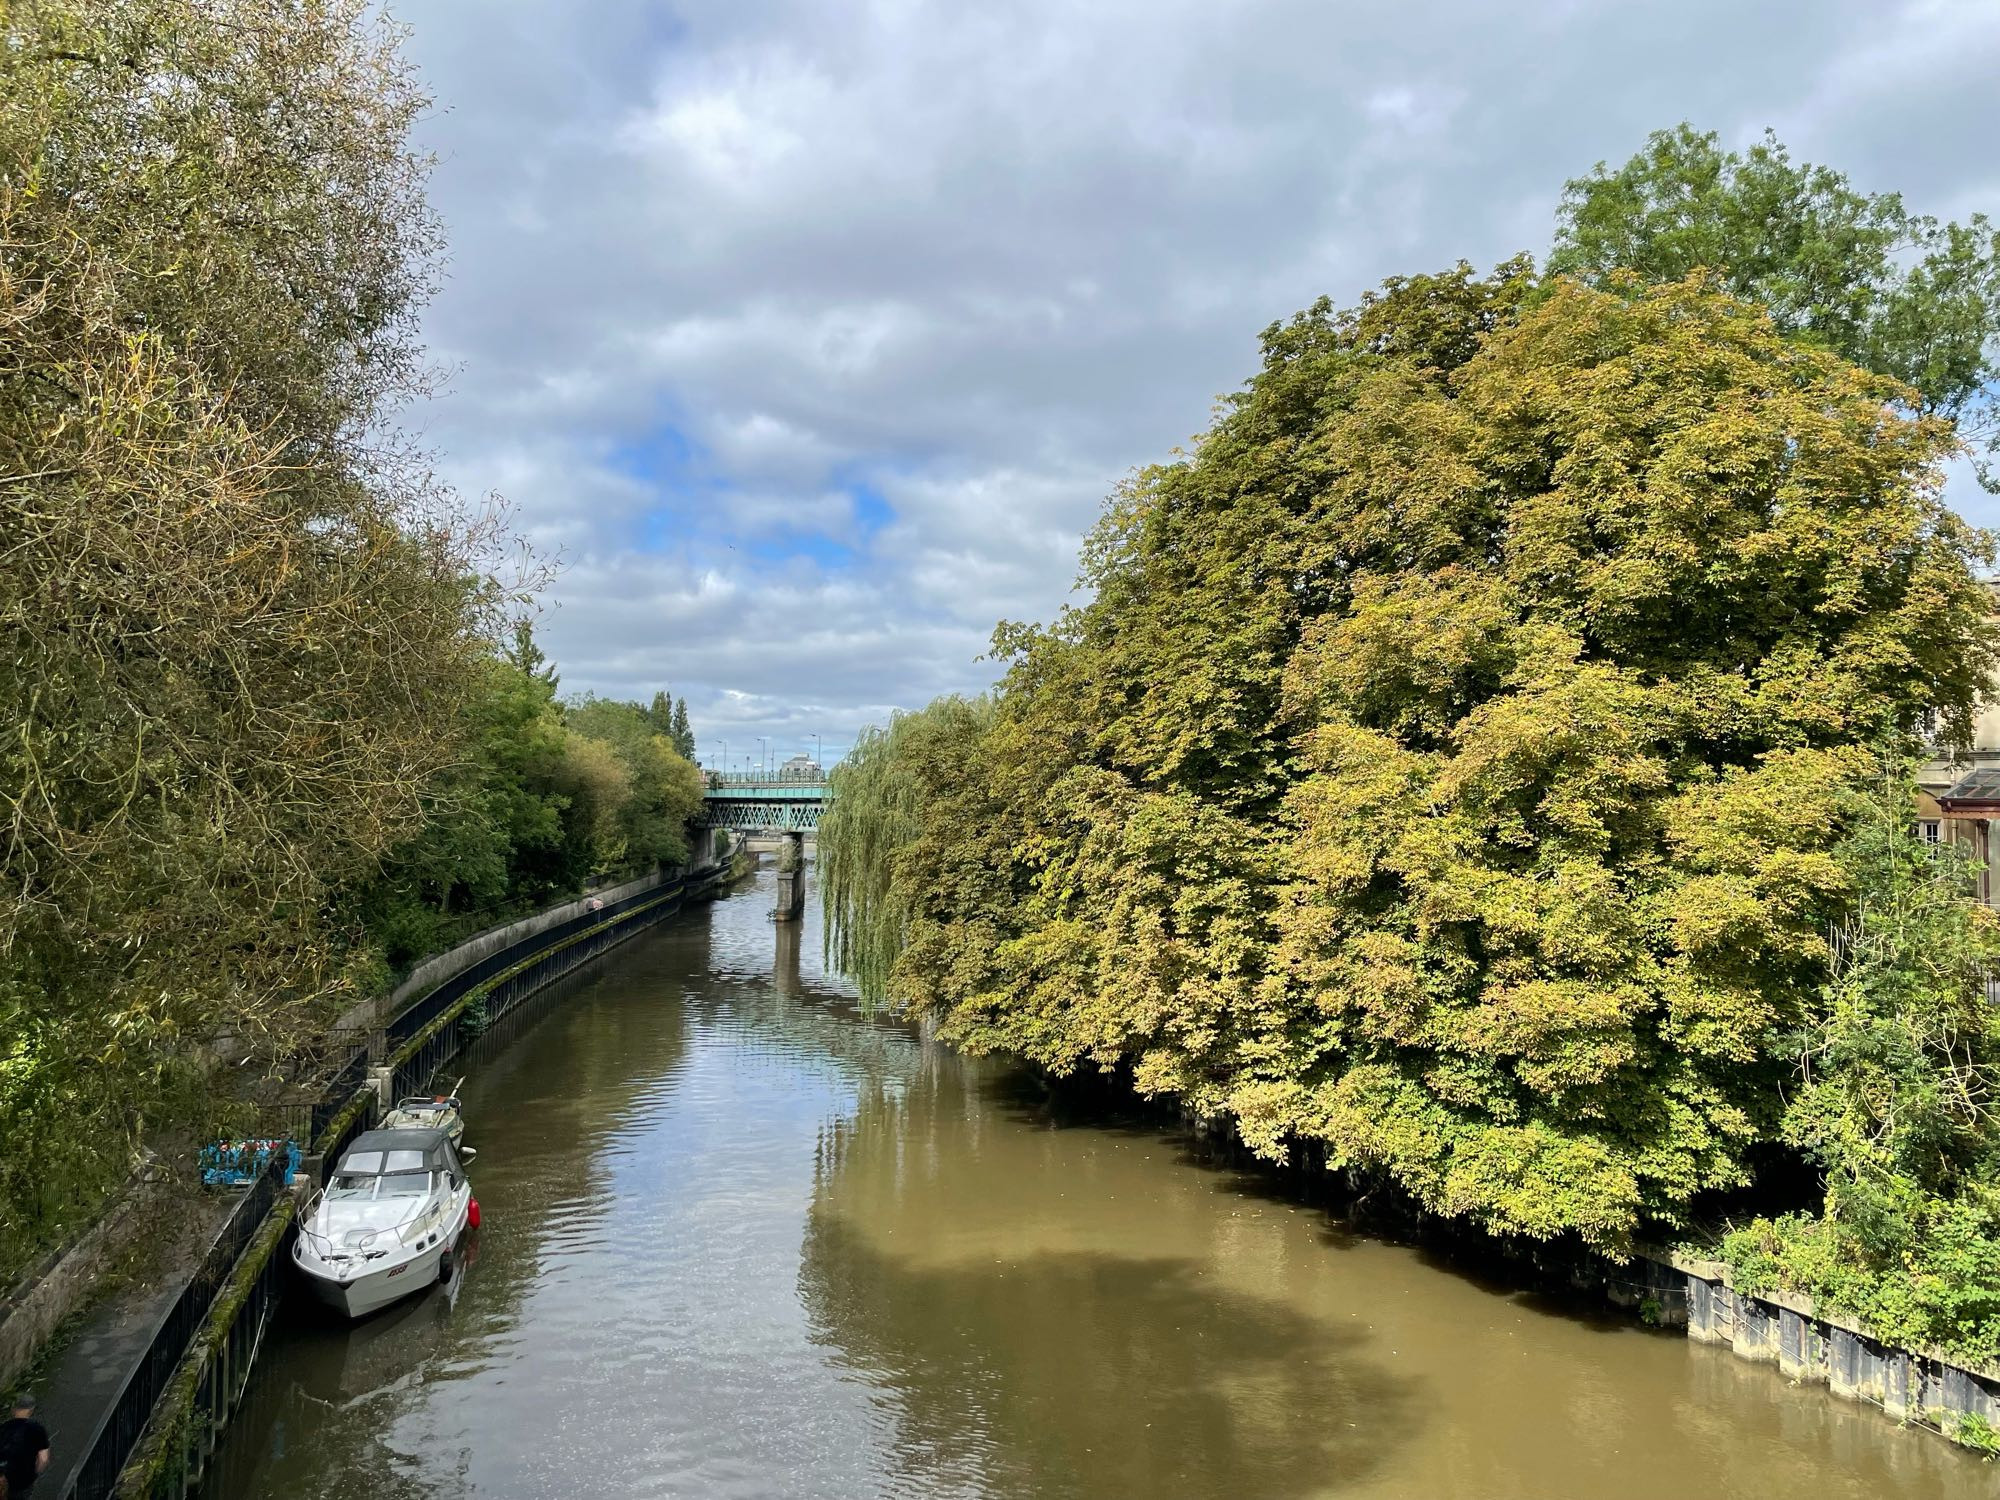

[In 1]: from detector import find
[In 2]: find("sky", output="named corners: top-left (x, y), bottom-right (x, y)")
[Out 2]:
top-left (390, 0), bottom-right (2000, 771)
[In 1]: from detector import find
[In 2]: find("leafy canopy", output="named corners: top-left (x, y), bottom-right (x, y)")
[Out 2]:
top-left (1551, 124), bottom-right (2000, 488)
top-left (826, 263), bottom-right (1995, 1254)
top-left (1725, 769), bottom-right (2000, 1360)
top-left (0, 0), bottom-right (487, 1270)
top-left (357, 636), bottom-right (708, 968)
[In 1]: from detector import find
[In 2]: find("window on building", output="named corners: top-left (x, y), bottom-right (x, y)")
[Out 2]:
top-left (1920, 819), bottom-right (1944, 845)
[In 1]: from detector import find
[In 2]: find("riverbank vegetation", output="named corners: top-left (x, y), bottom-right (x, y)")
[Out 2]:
top-left (1721, 772), bottom-right (2000, 1361)
top-left (824, 129), bottom-right (2000, 1358)
top-left (0, 0), bottom-right (704, 1282)
top-left (353, 625), bottom-right (706, 974)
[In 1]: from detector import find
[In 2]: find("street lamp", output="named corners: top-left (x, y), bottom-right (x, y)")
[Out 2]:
top-left (812, 734), bottom-right (822, 773)
top-left (758, 736), bottom-right (770, 778)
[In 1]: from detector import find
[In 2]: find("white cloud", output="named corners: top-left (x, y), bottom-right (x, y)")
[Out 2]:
top-left (390, 0), bottom-right (2000, 762)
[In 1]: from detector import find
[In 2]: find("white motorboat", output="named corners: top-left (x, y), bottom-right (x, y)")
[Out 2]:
top-left (379, 1087), bottom-right (466, 1147)
top-left (294, 1126), bottom-right (474, 1319)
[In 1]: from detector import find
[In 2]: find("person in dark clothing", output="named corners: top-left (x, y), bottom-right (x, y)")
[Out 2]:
top-left (0, 1393), bottom-right (49, 1498)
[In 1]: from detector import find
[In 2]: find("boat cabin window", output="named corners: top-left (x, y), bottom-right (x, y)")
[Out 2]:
top-left (379, 1169), bottom-right (432, 1197)
top-left (329, 1145), bottom-right (438, 1199)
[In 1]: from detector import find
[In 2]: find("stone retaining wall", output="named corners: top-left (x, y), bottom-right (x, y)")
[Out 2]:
top-left (0, 1167), bottom-right (162, 1391)
top-left (342, 866), bottom-right (676, 1034)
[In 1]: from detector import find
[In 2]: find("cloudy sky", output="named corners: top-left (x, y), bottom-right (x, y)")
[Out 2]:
top-left (391, 0), bottom-right (2000, 770)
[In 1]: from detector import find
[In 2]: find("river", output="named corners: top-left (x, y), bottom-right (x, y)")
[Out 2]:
top-left (199, 865), bottom-right (1987, 1499)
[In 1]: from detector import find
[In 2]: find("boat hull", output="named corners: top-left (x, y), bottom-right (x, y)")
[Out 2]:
top-left (302, 1249), bottom-right (444, 1318)
top-left (295, 1189), bottom-right (472, 1320)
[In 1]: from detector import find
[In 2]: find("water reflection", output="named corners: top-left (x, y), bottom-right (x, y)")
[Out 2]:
top-left (801, 1087), bottom-right (1419, 1499)
top-left (199, 869), bottom-right (1991, 1500)
top-left (773, 916), bottom-right (802, 1000)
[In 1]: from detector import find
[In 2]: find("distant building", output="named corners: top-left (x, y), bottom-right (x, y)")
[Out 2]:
top-left (779, 753), bottom-right (823, 780)
top-left (1921, 581), bottom-right (2000, 904)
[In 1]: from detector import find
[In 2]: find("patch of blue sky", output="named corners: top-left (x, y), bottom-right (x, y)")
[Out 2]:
top-left (606, 422), bottom-right (743, 555)
top-left (742, 531), bottom-right (861, 569)
top-left (610, 423), bottom-right (903, 570)
top-left (739, 481), bottom-right (897, 569)
top-left (608, 424), bottom-right (703, 509)
top-left (837, 477), bottom-right (895, 540)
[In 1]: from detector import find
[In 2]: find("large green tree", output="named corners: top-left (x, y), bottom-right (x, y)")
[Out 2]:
top-left (566, 695), bottom-right (706, 871)
top-left (0, 0), bottom-right (504, 1271)
top-left (352, 632), bottom-right (573, 967)
top-left (1550, 124), bottom-right (2000, 488)
top-left (829, 266), bottom-right (1996, 1254)
top-left (356, 657), bottom-right (710, 971)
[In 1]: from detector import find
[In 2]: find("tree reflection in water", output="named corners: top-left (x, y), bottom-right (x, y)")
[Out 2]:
top-left (799, 1074), bottom-right (1420, 1500)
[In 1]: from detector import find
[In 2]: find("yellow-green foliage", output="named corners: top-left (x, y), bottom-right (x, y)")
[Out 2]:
top-left (828, 263), bottom-right (1996, 1253)
top-left (353, 629), bottom-right (707, 969)
top-left (821, 699), bottom-right (993, 1008)
top-left (0, 0), bottom-right (501, 1278)
top-left (563, 694), bottom-right (707, 872)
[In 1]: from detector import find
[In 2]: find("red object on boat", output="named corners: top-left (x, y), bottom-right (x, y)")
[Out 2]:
top-left (468, 1198), bottom-right (482, 1229)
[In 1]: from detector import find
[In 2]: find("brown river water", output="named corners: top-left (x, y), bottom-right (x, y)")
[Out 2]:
top-left (199, 865), bottom-right (1990, 1499)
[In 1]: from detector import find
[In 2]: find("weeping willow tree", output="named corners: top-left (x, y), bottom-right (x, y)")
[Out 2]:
top-left (820, 698), bottom-right (993, 1007)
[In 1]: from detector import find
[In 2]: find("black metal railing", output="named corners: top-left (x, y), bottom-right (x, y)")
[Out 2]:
top-left (246, 1104), bottom-right (314, 1151)
top-left (63, 1154), bottom-right (285, 1500)
top-left (61, 859), bottom-right (724, 1498)
top-left (385, 878), bottom-right (678, 1046)
top-left (169, 1207), bottom-right (289, 1495)
top-left (308, 1045), bottom-right (370, 1141)
top-left (387, 884), bottom-right (684, 1100)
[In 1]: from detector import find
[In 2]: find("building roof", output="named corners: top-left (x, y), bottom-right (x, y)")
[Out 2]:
top-left (1938, 765), bottom-right (2000, 810)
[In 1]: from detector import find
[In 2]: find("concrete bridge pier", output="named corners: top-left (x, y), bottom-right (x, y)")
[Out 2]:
top-left (774, 831), bottom-right (806, 922)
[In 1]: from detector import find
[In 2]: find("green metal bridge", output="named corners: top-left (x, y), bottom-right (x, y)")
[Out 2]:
top-left (702, 771), bottom-right (829, 832)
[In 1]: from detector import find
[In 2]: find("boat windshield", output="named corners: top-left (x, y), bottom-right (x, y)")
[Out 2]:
top-left (328, 1169), bottom-right (435, 1199)
top-left (327, 1147), bottom-right (436, 1200)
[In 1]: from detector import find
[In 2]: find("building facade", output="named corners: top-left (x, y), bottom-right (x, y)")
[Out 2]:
top-left (1919, 585), bottom-right (2000, 903)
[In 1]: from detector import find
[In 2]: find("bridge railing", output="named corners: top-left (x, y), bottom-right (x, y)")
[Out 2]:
top-left (704, 770), bottom-right (829, 789)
